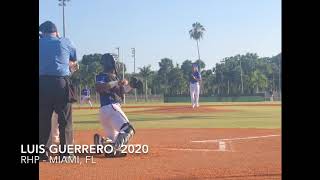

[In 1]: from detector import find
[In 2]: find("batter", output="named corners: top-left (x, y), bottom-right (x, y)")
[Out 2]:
top-left (80, 86), bottom-right (93, 107)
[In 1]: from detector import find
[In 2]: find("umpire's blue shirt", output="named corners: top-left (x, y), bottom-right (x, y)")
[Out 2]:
top-left (39, 35), bottom-right (77, 76)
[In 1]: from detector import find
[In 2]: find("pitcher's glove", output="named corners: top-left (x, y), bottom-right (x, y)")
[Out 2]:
top-left (129, 77), bottom-right (143, 90)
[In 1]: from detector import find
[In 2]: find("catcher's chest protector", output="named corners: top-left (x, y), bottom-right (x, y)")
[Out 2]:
top-left (96, 73), bottom-right (123, 105)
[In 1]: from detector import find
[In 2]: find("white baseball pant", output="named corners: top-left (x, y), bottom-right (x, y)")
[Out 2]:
top-left (190, 82), bottom-right (200, 107)
top-left (99, 103), bottom-right (130, 143)
top-left (81, 95), bottom-right (93, 107)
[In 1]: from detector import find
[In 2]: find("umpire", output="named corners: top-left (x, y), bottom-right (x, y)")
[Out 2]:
top-left (39, 21), bottom-right (77, 160)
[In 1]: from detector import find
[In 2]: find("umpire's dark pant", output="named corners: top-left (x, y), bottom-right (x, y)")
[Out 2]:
top-left (39, 76), bottom-right (73, 154)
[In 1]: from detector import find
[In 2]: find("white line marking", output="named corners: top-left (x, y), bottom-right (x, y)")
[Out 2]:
top-left (161, 148), bottom-right (233, 152)
top-left (191, 134), bottom-right (281, 143)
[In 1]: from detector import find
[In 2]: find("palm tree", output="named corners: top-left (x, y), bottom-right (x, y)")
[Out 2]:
top-left (139, 65), bottom-right (152, 101)
top-left (249, 70), bottom-right (268, 93)
top-left (189, 22), bottom-right (206, 60)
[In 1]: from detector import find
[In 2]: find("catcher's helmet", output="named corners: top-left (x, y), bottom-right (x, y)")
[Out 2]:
top-left (101, 53), bottom-right (117, 75)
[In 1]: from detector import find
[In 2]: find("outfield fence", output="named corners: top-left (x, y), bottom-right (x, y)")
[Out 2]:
top-left (73, 88), bottom-right (280, 104)
top-left (163, 96), bottom-right (265, 103)
top-left (164, 94), bottom-right (281, 103)
top-left (74, 93), bottom-right (164, 105)
top-left (124, 95), bottom-right (164, 103)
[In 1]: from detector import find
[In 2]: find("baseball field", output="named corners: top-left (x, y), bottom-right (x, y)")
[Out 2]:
top-left (39, 102), bottom-right (281, 180)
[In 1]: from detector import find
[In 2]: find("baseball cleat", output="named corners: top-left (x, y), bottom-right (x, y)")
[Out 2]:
top-left (103, 137), bottom-right (113, 145)
top-left (94, 133), bottom-right (113, 154)
top-left (94, 133), bottom-right (112, 145)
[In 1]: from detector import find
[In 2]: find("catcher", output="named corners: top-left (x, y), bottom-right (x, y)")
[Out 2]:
top-left (94, 53), bottom-right (142, 157)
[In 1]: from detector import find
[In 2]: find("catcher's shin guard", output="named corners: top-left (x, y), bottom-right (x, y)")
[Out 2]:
top-left (114, 123), bottom-right (135, 150)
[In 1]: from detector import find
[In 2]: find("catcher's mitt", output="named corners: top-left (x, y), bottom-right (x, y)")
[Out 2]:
top-left (129, 77), bottom-right (143, 90)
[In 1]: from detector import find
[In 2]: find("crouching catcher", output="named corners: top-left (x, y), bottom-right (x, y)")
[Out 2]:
top-left (94, 53), bottom-right (142, 157)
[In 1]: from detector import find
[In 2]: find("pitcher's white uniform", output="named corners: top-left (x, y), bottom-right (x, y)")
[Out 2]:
top-left (190, 64), bottom-right (201, 108)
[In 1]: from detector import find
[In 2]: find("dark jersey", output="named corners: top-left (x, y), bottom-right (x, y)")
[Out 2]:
top-left (189, 71), bottom-right (201, 84)
top-left (95, 72), bottom-right (123, 107)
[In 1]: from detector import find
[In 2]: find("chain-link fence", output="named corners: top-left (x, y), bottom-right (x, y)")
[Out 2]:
top-left (73, 87), bottom-right (164, 106)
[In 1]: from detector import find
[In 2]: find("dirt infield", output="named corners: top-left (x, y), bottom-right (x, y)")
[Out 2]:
top-left (73, 103), bottom-right (280, 114)
top-left (73, 103), bottom-right (281, 110)
top-left (129, 106), bottom-right (235, 114)
top-left (39, 128), bottom-right (281, 180)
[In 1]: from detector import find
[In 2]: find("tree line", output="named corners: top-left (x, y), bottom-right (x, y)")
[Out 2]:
top-left (70, 52), bottom-right (281, 98)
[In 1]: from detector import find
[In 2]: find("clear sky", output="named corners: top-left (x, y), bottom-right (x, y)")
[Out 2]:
top-left (39, 0), bottom-right (281, 73)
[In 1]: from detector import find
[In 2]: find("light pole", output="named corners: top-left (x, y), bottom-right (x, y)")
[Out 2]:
top-left (115, 47), bottom-right (120, 61)
top-left (115, 47), bottom-right (124, 79)
top-left (131, 48), bottom-right (137, 102)
top-left (115, 47), bottom-right (125, 103)
top-left (58, 0), bottom-right (70, 37)
top-left (131, 48), bottom-right (136, 74)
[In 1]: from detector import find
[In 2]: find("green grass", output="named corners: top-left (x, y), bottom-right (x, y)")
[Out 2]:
top-left (72, 102), bottom-right (281, 130)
